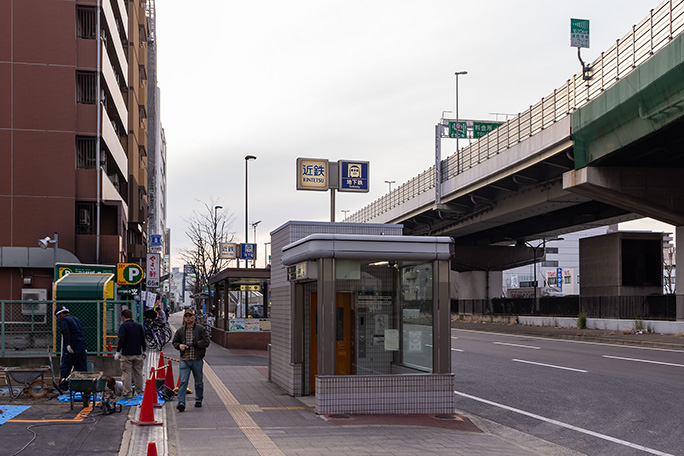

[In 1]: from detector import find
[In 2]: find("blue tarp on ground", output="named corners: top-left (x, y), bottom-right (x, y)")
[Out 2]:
top-left (56, 393), bottom-right (165, 406)
top-left (0, 405), bottom-right (30, 425)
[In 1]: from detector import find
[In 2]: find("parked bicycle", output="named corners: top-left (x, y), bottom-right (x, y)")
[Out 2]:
top-left (144, 318), bottom-right (172, 350)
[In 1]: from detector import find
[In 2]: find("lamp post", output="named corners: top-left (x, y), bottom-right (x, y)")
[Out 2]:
top-left (38, 233), bottom-right (59, 266)
top-left (214, 205), bottom-right (223, 219)
top-left (384, 180), bottom-right (395, 193)
top-left (264, 242), bottom-right (271, 268)
top-left (524, 237), bottom-right (563, 313)
top-left (341, 209), bottom-right (350, 221)
top-left (251, 220), bottom-right (261, 268)
top-left (455, 71), bottom-right (467, 155)
top-left (244, 155), bottom-right (256, 269)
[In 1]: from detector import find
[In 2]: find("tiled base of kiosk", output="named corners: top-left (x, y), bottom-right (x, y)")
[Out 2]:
top-left (315, 373), bottom-right (454, 415)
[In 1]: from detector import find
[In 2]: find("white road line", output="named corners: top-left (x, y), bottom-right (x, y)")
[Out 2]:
top-left (493, 341), bottom-right (541, 350)
top-left (454, 391), bottom-right (674, 456)
top-left (602, 355), bottom-right (684, 368)
top-left (512, 358), bottom-right (587, 373)
top-left (451, 328), bottom-right (684, 353)
top-left (451, 348), bottom-right (464, 352)
top-left (451, 336), bottom-right (459, 339)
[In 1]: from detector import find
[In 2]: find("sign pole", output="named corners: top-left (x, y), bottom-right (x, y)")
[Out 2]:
top-left (330, 188), bottom-right (336, 222)
top-left (435, 123), bottom-right (441, 205)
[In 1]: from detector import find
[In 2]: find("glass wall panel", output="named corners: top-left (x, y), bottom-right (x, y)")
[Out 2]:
top-left (332, 260), bottom-right (434, 375)
top-left (400, 263), bottom-right (433, 372)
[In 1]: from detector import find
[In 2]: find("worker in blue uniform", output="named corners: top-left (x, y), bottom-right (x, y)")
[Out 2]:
top-left (55, 306), bottom-right (88, 394)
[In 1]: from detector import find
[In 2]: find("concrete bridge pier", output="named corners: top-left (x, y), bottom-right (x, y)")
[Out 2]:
top-left (677, 226), bottom-right (684, 321)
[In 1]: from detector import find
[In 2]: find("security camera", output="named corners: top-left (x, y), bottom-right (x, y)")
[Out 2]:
top-left (38, 237), bottom-right (52, 249)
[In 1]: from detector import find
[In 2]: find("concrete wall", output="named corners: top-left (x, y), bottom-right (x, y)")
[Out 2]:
top-left (518, 316), bottom-right (684, 334)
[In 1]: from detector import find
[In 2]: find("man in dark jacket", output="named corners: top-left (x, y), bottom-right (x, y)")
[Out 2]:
top-left (172, 308), bottom-right (210, 411)
top-left (114, 308), bottom-right (147, 397)
top-left (55, 306), bottom-right (88, 393)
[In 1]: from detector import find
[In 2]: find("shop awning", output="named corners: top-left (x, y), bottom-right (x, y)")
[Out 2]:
top-left (53, 273), bottom-right (115, 300)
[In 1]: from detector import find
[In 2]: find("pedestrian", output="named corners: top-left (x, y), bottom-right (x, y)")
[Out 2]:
top-left (114, 308), bottom-right (147, 397)
top-left (55, 306), bottom-right (88, 393)
top-left (172, 308), bottom-right (210, 412)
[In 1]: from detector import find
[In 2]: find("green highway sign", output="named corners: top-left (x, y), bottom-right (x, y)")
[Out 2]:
top-left (472, 121), bottom-right (503, 139)
top-left (571, 18), bottom-right (590, 48)
top-left (448, 121), bottom-right (467, 139)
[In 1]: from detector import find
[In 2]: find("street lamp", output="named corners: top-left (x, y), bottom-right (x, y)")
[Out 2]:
top-left (244, 155), bottom-right (256, 269)
top-left (455, 71), bottom-right (467, 155)
top-left (384, 180), bottom-right (395, 192)
top-left (38, 232), bottom-right (58, 266)
top-left (524, 237), bottom-right (563, 313)
top-left (341, 209), bottom-right (350, 221)
top-left (251, 220), bottom-right (261, 268)
top-left (214, 205), bottom-right (223, 219)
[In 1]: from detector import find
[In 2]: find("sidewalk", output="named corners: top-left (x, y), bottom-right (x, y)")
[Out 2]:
top-left (158, 312), bottom-right (584, 456)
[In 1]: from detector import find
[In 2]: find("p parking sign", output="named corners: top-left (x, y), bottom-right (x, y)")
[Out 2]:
top-left (117, 263), bottom-right (144, 285)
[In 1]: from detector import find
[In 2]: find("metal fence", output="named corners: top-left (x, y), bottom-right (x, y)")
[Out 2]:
top-left (0, 300), bottom-right (143, 357)
top-left (350, 0), bottom-right (684, 224)
top-left (455, 295), bottom-right (677, 320)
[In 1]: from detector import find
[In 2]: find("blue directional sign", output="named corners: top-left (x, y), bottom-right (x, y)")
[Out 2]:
top-left (338, 160), bottom-right (369, 193)
top-left (556, 267), bottom-right (563, 290)
top-left (150, 234), bottom-right (163, 246)
top-left (240, 243), bottom-right (257, 260)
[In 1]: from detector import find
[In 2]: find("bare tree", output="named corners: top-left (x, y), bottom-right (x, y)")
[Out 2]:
top-left (179, 199), bottom-right (236, 294)
top-left (664, 246), bottom-right (676, 294)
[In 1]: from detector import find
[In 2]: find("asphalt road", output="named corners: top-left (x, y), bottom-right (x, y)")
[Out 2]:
top-left (452, 328), bottom-right (684, 456)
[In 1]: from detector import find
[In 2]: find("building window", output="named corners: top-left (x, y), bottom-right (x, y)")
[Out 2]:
top-left (76, 7), bottom-right (97, 39)
top-left (139, 65), bottom-right (147, 88)
top-left (541, 260), bottom-right (558, 267)
top-left (76, 136), bottom-right (96, 169)
top-left (77, 72), bottom-right (97, 104)
top-left (76, 202), bottom-right (95, 234)
top-left (545, 247), bottom-right (558, 254)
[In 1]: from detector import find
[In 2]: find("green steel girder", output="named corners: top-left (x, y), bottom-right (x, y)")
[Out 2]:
top-left (572, 33), bottom-right (684, 168)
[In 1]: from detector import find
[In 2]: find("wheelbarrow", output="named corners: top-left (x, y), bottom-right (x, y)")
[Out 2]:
top-left (66, 371), bottom-right (106, 409)
top-left (2, 366), bottom-right (50, 399)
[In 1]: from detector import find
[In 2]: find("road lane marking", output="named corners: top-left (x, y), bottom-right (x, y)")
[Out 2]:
top-left (494, 342), bottom-right (541, 350)
top-left (512, 358), bottom-right (587, 373)
top-left (602, 355), bottom-right (684, 368)
top-left (451, 336), bottom-right (458, 339)
top-left (454, 390), bottom-right (674, 456)
top-left (451, 348), bottom-right (464, 352)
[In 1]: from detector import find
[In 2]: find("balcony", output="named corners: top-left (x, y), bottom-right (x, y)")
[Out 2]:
top-left (102, 108), bottom-right (128, 177)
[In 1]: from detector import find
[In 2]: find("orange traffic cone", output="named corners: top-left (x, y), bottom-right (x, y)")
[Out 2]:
top-left (146, 442), bottom-right (158, 456)
top-left (157, 352), bottom-right (166, 382)
top-left (131, 377), bottom-right (162, 426)
top-left (164, 357), bottom-right (175, 390)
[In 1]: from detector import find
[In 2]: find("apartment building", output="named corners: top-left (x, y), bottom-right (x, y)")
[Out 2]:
top-left (0, 0), bottom-right (155, 299)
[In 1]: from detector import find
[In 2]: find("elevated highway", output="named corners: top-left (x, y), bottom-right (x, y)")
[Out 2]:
top-left (347, 0), bottom-right (684, 316)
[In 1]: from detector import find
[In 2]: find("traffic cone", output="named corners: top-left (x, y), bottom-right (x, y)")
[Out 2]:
top-left (164, 357), bottom-right (175, 390)
top-left (149, 368), bottom-right (162, 408)
top-left (146, 442), bottom-right (158, 456)
top-left (157, 352), bottom-right (166, 382)
top-left (131, 377), bottom-right (162, 426)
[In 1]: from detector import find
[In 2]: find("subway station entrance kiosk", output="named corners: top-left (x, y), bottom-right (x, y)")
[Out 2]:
top-left (270, 221), bottom-right (455, 415)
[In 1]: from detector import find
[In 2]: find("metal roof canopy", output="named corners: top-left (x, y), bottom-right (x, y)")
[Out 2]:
top-left (209, 267), bottom-right (270, 286)
top-left (53, 273), bottom-right (114, 300)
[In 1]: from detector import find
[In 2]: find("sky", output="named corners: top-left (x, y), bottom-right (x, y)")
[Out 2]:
top-left (155, 0), bottom-right (675, 268)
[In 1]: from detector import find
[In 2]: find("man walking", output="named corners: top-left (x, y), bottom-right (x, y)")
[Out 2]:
top-left (114, 308), bottom-right (147, 397)
top-left (55, 306), bottom-right (87, 393)
top-left (172, 308), bottom-right (210, 412)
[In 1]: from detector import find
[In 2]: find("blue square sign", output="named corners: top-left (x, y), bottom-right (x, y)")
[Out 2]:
top-left (240, 243), bottom-right (257, 260)
top-left (338, 160), bottom-right (369, 193)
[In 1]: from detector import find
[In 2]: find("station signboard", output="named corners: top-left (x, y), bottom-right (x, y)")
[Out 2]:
top-left (338, 160), bottom-right (369, 193)
top-left (296, 158), bottom-right (328, 191)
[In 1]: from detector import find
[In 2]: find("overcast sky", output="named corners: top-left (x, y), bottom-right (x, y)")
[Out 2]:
top-left (155, 0), bottom-right (674, 268)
